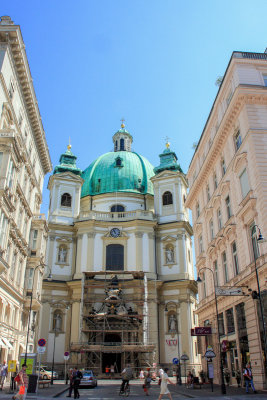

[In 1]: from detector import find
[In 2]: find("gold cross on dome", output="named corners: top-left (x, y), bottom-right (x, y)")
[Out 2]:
top-left (67, 136), bottom-right (72, 151)
top-left (165, 136), bottom-right (170, 148)
top-left (120, 118), bottom-right (125, 128)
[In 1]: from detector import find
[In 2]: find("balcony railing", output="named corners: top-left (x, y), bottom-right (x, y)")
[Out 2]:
top-left (233, 51), bottom-right (267, 60)
top-left (78, 210), bottom-right (155, 222)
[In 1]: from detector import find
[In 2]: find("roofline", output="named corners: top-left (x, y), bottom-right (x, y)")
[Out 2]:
top-left (0, 21), bottom-right (52, 174)
top-left (188, 50), bottom-right (267, 170)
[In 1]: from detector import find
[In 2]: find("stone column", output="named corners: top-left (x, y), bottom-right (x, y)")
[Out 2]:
top-left (148, 232), bottom-right (155, 273)
top-left (135, 232), bottom-right (143, 271)
top-left (75, 234), bottom-right (83, 276)
top-left (86, 232), bottom-right (95, 271)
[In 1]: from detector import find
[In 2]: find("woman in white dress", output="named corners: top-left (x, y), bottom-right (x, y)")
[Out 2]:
top-left (158, 368), bottom-right (175, 400)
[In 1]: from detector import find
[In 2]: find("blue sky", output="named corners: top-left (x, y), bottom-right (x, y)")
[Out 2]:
top-left (2, 0), bottom-right (267, 213)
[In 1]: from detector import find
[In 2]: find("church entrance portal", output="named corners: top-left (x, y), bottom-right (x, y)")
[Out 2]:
top-left (102, 333), bottom-right (121, 373)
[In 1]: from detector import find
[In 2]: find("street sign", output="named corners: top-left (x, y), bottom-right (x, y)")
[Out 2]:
top-left (64, 351), bottom-right (69, 356)
top-left (172, 358), bottom-right (179, 365)
top-left (180, 354), bottom-right (189, 361)
top-left (64, 355), bottom-right (70, 361)
top-left (205, 350), bottom-right (216, 359)
top-left (215, 287), bottom-right (245, 296)
top-left (38, 338), bottom-right (46, 347)
top-left (37, 346), bottom-right (46, 354)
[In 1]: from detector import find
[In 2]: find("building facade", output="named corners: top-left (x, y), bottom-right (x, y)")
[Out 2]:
top-left (40, 124), bottom-right (200, 374)
top-left (0, 16), bottom-right (51, 362)
top-left (185, 51), bottom-right (267, 389)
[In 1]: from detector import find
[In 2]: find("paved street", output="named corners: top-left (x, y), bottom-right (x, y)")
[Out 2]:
top-left (0, 380), bottom-right (266, 400)
top-left (58, 380), bottom-right (267, 399)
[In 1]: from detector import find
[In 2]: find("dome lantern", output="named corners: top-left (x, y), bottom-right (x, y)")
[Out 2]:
top-left (112, 119), bottom-right (133, 152)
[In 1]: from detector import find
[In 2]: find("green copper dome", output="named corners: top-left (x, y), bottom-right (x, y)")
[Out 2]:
top-left (81, 151), bottom-right (154, 197)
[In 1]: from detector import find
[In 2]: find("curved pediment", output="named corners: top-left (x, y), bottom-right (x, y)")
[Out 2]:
top-left (232, 152), bottom-right (247, 173)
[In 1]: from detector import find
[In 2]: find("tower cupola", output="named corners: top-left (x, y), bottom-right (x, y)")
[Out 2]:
top-left (112, 119), bottom-right (133, 152)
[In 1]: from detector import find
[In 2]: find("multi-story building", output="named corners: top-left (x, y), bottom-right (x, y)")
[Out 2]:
top-left (40, 124), bottom-right (200, 374)
top-left (186, 50), bottom-right (267, 389)
top-left (0, 16), bottom-right (51, 362)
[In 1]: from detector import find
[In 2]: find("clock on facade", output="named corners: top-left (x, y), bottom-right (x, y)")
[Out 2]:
top-left (110, 228), bottom-right (121, 238)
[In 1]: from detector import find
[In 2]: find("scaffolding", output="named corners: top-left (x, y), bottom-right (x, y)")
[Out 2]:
top-left (70, 271), bottom-right (156, 374)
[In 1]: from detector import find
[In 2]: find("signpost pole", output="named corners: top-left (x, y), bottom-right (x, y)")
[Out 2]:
top-left (36, 352), bottom-right (42, 395)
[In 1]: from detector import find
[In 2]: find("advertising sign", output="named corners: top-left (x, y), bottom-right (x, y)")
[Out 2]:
top-left (194, 327), bottom-right (212, 335)
top-left (19, 358), bottom-right (34, 375)
top-left (8, 360), bottom-right (17, 372)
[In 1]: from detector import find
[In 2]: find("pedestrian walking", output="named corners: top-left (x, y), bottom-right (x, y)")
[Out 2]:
top-left (0, 361), bottom-right (8, 390)
top-left (12, 364), bottom-right (28, 400)
top-left (139, 369), bottom-right (144, 379)
top-left (73, 368), bottom-right (82, 399)
top-left (105, 365), bottom-right (110, 378)
top-left (110, 364), bottom-right (115, 378)
top-left (158, 368), bottom-right (175, 400)
top-left (143, 368), bottom-right (152, 396)
top-left (243, 363), bottom-right (257, 394)
top-left (236, 369), bottom-right (241, 387)
top-left (67, 368), bottom-right (74, 397)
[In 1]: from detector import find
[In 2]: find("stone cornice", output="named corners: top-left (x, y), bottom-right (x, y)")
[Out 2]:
top-left (186, 88), bottom-right (267, 207)
top-left (0, 28), bottom-right (52, 174)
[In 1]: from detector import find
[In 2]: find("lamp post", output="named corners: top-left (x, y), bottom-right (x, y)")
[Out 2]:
top-left (197, 267), bottom-right (226, 395)
top-left (50, 318), bottom-right (58, 385)
top-left (24, 264), bottom-right (52, 364)
top-left (250, 225), bottom-right (267, 375)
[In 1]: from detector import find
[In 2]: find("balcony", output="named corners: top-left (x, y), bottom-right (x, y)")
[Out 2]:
top-left (78, 210), bottom-right (155, 222)
top-left (0, 255), bottom-right (9, 275)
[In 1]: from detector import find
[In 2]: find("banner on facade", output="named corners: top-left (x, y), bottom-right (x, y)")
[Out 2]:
top-left (166, 339), bottom-right (178, 346)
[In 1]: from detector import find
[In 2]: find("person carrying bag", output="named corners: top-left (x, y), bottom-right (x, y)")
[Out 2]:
top-left (12, 364), bottom-right (28, 400)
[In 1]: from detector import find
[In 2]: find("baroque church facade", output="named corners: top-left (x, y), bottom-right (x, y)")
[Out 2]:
top-left (40, 123), bottom-right (199, 373)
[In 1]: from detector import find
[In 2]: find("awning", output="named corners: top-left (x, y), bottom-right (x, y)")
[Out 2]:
top-left (0, 338), bottom-right (8, 348)
top-left (2, 338), bottom-right (14, 350)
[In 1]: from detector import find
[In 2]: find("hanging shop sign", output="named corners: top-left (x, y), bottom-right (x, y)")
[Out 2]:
top-left (191, 327), bottom-right (212, 336)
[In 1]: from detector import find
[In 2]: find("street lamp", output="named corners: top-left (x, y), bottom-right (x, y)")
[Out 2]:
top-left (197, 267), bottom-right (226, 395)
top-left (50, 314), bottom-right (60, 385)
top-left (24, 264), bottom-right (52, 364)
top-left (250, 225), bottom-right (267, 375)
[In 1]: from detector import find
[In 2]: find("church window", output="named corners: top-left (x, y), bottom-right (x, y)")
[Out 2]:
top-left (120, 138), bottom-right (125, 151)
top-left (106, 244), bottom-right (124, 271)
top-left (61, 193), bottom-right (72, 207)
top-left (52, 310), bottom-right (63, 331)
top-left (115, 140), bottom-right (118, 151)
top-left (110, 205), bottom-right (125, 212)
top-left (162, 191), bottom-right (173, 206)
top-left (115, 157), bottom-right (123, 167)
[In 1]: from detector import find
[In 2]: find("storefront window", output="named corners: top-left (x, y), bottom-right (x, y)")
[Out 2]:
top-left (226, 308), bottom-right (235, 334)
top-left (218, 312), bottom-right (225, 336)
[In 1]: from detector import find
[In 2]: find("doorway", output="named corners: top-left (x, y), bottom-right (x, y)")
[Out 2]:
top-left (102, 333), bottom-right (121, 373)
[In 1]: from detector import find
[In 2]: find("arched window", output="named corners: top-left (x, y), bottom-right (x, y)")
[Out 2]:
top-left (61, 193), bottom-right (72, 207)
top-left (162, 191), bottom-right (173, 205)
top-left (120, 138), bottom-right (125, 151)
top-left (53, 310), bottom-right (63, 331)
top-left (106, 244), bottom-right (124, 271)
top-left (116, 157), bottom-right (122, 167)
top-left (111, 205), bottom-right (125, 212)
